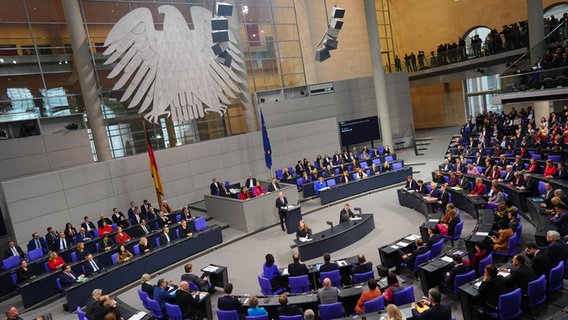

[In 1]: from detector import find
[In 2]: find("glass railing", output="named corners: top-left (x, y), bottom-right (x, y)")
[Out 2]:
top-left (497, 65), bottom-right (568, 93)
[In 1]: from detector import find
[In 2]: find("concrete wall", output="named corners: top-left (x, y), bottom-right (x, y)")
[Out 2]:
top-left (259, 73), bottom-right (415, 146)
top-left (1, 117), bottom-right (340, 247)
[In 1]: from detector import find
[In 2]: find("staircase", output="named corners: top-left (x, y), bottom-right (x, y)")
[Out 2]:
top-left (414, 137), bottom-right (433, 156)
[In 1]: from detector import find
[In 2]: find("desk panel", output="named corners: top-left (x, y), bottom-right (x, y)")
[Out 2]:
top-left (447, 187), bottom-right (485, 220)
top-left (320, 167), bottom-right (411, 205)
top-left (397, 189), bottom-right (436, 217)
top-left (294, 214), bottom-right (375, 261)
top-left (528, 198), bottom-right (557, 246)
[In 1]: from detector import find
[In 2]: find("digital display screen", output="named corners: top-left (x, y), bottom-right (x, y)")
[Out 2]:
top-left (339, 116), bottom-right (381, 146)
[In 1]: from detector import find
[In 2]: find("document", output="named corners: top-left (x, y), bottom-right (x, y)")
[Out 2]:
top-left (396, 241), bottom-right (409, 247)
top-left (476, 232), bottom-right (489, 236)
top-left (299, 237), bottom-right (312, 242)
top-left (282, 268), bottom-right (289, 276)
top-left (128, 311), bottom-right (147, 320)
top-left (351, 217), bottom-right (362, 220)
top-left (390, 245), bottom-right (400, 250)
top-left (202, 265), bottom-right (219, 273)
top-left (428, 219), bottom-right (439, 222)
top-left (440, 256), bottom-right (453, 263)
top-left (498, 270), bottom-right (510, 278)
top-left (405, 234), bottom-right (421, 241)
top-left (337, 260), bottom-right (348, 267)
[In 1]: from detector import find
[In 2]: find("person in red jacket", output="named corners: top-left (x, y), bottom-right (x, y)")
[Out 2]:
top-left (469, 178), bottom-right (485, 196)
top-left (543, 159), bottom-right (557, 178)
top-left (114, 226), bottom-right (132, 245)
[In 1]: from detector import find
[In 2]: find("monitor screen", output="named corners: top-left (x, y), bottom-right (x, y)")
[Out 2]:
top-left (339, 116), bottom-right (381, 146)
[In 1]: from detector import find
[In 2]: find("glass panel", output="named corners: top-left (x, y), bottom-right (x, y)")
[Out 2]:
top-left (274, 24), bottom-right (298, 41)
top-left (272, 8), bottom-right (295, 24)
top-left (242, 0), bottom-right (271, 7)
top-left (272, 0), bottom-right (293, 7)
top-left (0, 0), bottom-right (27, 22)
top-left (30, 24), bottom-right (70, 53)
top-left (283, 73), bottom-right (305, 87)
top-left (25, 0), bottom-right (65, 22)
top-left (276, 41), bottom-right (301, 58)
top-left (82, 1), bottom-right (135, 23)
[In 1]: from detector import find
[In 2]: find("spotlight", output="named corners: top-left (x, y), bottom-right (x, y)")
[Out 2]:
top-left (329, 18), bottom-right (343, 30)
top-left (216, 50), bottom-right (233, 67)
top-left (326, 28), bottom-right (340, 40)
top-left (211, 42), bottom-right (229, 56)
top-left (331, 6), bottom-right (345, 19)
top-left (323, 38), bottom-right (338, 50)
top-left (315, 47), bottom-right (331, 62)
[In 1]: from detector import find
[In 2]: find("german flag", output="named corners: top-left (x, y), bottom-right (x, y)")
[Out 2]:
top-left (144, 122), bottom-right (164, 196)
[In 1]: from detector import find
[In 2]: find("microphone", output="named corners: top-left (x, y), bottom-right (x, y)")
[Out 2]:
top-left (326, 221), bottom-right (333, 233)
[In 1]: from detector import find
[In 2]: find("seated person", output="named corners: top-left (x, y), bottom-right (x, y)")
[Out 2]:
top-left (277, 293), bottom-right (303, 317)
top-left (415, 179), bottom-right (428, 194)
top-left (490, 220), bottom-right (514, 253)
top-left (97, 221), bottom-right (113, 237)
top-left (486, 185), bottom-right (505, 211)
top-left (466, 164), bottom-right (480, 175)
top-left (437, 209), bottom-right (459, 236)
top-left (181, 263), bottom-right (216, 293)
top-left (153, 278), bottom-right (176, 312)
top-left (296, 220), bottom-right (311, 241)
top-left (92, 295), bottom-right (122, 320)
top-left (501, 254), bottom-right (537, 295)
top-left (400, 238), bottom-right (428, 270)
top-left (478, 264), bottom-right (507, 311)
top-left (432, 170), bottom-right (445, 183)
top-left (114, 226), bottom-right (132, 245)
top-left (428, 182), bottom-right (442, 198)
top-left (156, 210), bottom-right (171, 229)
top-left (5, 240), bottom-right (26, 260)
top-left (318, 278), bottom-right (340, 304)
top-left (84, 254), bottom-right (103, 276)
top-left (383, 272), bottom-right (402, 304)
top-left (339, 203), bottom-right (355, 223)
top-left (59, 264), bottom-right (85, 286)
top-left (16, 260), bottom-right (35, 283)
top-left (447, 172), bottom-right (458, 187)
top-left (238, 187), bottom-right (251, 200)
top-left (340, 170), bottom-right (350, 183)
top-left (288, 253), bottom-right (309, 276)
top-left (247, 296), bottom-right (268, 316)
top-left (117, 215), bottom-right (130, 229)
top-left (253, 181), bottom-right (266, 197)
top-left (469, 243), bottom-right (489, 274)
top-left (425, 226), bottom-right (442, 249)
top-left (217, 283), bottom-right (246, 315)
top-left (319, 252), bottom-right (338, 272)
top-left (47, 251), bottom-right (65, 270)
top-left (469, 178), bottom-right (485, 196)
top-left (382, 161), bottom-right (392, 172)
top-left (351, 254), bottom-right (372, 277)
top-left (75, 242), bottom-right (90, 261)
top-left (355, 168), bottom-right (368, 180)
top-left (440, 255), bottom-right (471, 292)
top-left (355, 278), bottom-right (382, 314)
top-left (98, 234), bottom-right (115, 252)
top-left (140, 273), bottom-right (155, 297)
top-left (176, 281), bottom-right (206, 319)
top-left (138, 237), bottom-right (152, 254)
top-left (116, 245), bottom-right (133, 263)
top-left (263, 253), bottom-right (283, 289)
top-left (411, 288), bottom-right (451, 320)
top-left (179, 219), bottom-right (193, 238)
top-left (314, 177), bottom-right (328, 195)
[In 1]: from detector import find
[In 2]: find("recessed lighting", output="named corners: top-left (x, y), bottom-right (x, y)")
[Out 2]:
top-left (0, 58), bottom-right (4, 63)
top-left (12, 60), bottom-right (16, 64)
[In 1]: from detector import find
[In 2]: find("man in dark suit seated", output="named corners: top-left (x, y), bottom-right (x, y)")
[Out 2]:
top-left (55, 232), bottom-right (70, 252)
top-left (411, 288), bottom-right (451, 320)
top-left (440, 255), bottom-right (471, 292)
top-left (27, 232), bottom-right (49, 255)
top-left (129, 207), bottom-right (143, 226)
top-left (158, 226), bottom-right (173, 246)
top-left (339, 203), bottom-right (355, 224)
top-left (525, 243), bottom-right (551, 278)
top-left (85, 289), bottom-right (102, 320)
top-left (4, 240), bottom-right (25, 260)
top-left (181, 263), bottom-right (215, 293)
top-left (83, 254), bottom-right (103, 276)
top-left (556, 163), bottom-right (568, 180)
top-left (244, 173), bottom-right (257, 190)
top-left (217, 283), bottom-right (246, 316)
top-left (81, 216), bottom-right (97, 237)
top-left (541, 230), bottom-right (568, 267)
top-left (111, 208), bottom-right (125, 224)
top-left (176, 281), bottom-right (206, 319)
top-left (59, 264), bottom-right (85, 286)
top-left (268, 178), bottom-right (281, 192)
top-left (288, 253), bottom-right (309, 276)
top-left (518, 174), bottom-right (538, 196)
top-left (319, 253), bottom-right (338, 272)
top-left (477, 264), bottom-right (507, 312)
top-left (500, 254), bottom-right (536, 295)
top-left (137, 219), bottom-right (152, 237)
top-left (75, 228), bottom-right (91, 243)
top-left (400, 238), bottom-right (428, 270)
top-left (425, 226), bottom-right (442, 250)
top-left (351, 254), bottom-right (372, 276)
top-left (403, 175), bottom-right (419, 191)
top-left (276, 293), bottom-right (303, 317)
top-left (219, 182), bottom-right (231, 197)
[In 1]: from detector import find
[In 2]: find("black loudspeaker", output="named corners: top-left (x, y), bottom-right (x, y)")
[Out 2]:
top-left (332, 6), bottom-right (345, 19)
top-left (377, 265), bottom-right (389, 277)
top-left (315, 47), bottom-right (331, 62)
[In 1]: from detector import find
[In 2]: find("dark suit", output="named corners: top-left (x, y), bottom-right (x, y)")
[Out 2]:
top-left (97, 217), bottom-right (112, 229)
top-left (529, 250), bottom-right (551, 278)
top-left (137, 224), bottom-right (152, 236)
top-left (217, 295), bottom-right (246, 314)
top-left (210, 181), bottom-right (221, 195)
top-left (439, 191), bottom-right (449, 209)
top-left (45, 232), bottom-right (59, 251)
top-left (158, 231), bottom-right (174, 246)
top-left (75, 232), bottom-right (90, 243)
top-left (27, 237), bottom-right (49, 254)
top-left (411, 303), bottom-right (451, 320)
top-left (319, 262), bottom-right (338, 272)
top-left (219, 185), bottom-right (231, 197)
top-left (153, 286), bottom-right (176, 310)
top-left (505, 264), bottom-right (536, 295)
top-left (275, 196), bottom-right (289, 231)
top-left (268, 182), bottom-right (281, 192)
top-left (426, 234), bottom-right (442, 249)
top-left (81, 221), bottom-right (96, 235)
top-left (179, 225), bottom-right (193, 237)
top-left (141, 282), bottom-right (155, 297)
top-left (340, 208), bottom-right (354, 223)
top-left (83, 258), bottom-right (103, 276)
top-left (55, 238), bottom-right (70, 252)
top-left (59, 271), bottom-right (78, 286)
top-left (502, 171), bottom-right (514, 182)
top-left (4, 245), bottom-right (25, 259)
top-left (454, 163), bottom-right (466, 174)
top-left (111, 212), bottom-right (125, 224)
top-left (287, 262), bottom-right (309, 276)
top-left (478, 276), bottom-right (507, 309)
top-left (85, 296), bottom-right (99, 320)
top-left (176, 289), bottom-right (205, 318)
top-left (458, 177), bottom-right (469, 190)
top-left (404, 179), bottom-right (418, 190)
top-left (351, 262), bottom-right (372, 275)
top-left (404, 245), bottom-right (428, 269)
top-left (556, 168), bottom-right (568, 180)
top-left (245, 178), bottom-right (257, 189)
top-left (277, 304), bottom-right (303, 317)
top-left (522, 178), bottom-right (539, 196)
top-left (416, 184), bottom-right (429, 194)
top-left (447, 264), bottom-right (471, 291)
top-left (543, 239), bottom-right (568, 266)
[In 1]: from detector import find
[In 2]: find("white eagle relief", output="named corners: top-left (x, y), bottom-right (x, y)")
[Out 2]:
top-left (103, 5), bottom-right (246, 123)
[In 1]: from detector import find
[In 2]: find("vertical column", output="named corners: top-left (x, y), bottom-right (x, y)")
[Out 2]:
top-left (61, 0), bottom-right (111, 161)
top-left (527, 0), bottom-right (545, 65)
top-left (533, 101), bottom-right (550, 125)
top-left (364, 0), bottom-right (392, 147)
top-left (226, 0), bottom-right (258, 132)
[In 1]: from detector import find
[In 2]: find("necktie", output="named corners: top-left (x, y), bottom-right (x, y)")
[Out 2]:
top-left (11, 247), bottom-right (18, 256)
top-left (91, 260), bottom-right (98, 272)
top-left (142, 225), bottom-right (148, 233)
top-left (61, 239), bottom-right (66, 249)
top-left (36, 239), bottom-right (41, 249)
top-left (68, 272), bottom-right (75, 280)
top-left (86, 223), bottom-right (91, 231)
top-left (165, 233), bottom-right (170, 242)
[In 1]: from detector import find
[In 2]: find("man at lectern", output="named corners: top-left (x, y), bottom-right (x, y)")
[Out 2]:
top-left (275, 192), bottom-right (289, 232)
top-left (339, 203), bottom-right (355, 224)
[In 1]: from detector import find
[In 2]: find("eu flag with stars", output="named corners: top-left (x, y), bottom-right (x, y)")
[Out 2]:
top-left (260, 108), bottom-right (272, 169)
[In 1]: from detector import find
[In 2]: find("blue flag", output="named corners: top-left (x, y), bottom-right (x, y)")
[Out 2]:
top-left (260, 108), bottom-right (272, 169)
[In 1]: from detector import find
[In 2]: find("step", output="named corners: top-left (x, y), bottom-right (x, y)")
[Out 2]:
top-left (405, 162), bottom-right (426, 166)
top-left (414, 137), bottom-right (434, 141)
top-left (416, 153), bottom-right (425, 156)
top-left (412, 170), bottom-right (421, 174)
top-left (417, 147), bottom-right (428, 151)
top-left (415, 142), bottom-right (431, 146)
top-left (187, 200), bottom-right (207, 213)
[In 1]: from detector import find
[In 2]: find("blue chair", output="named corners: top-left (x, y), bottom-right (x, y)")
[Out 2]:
top-left (363, 295), bottom-right (385, 313)
top-left (372, 159), bottom-right (381, 166)
top-left (77, 306), bottom-right (87, 320)
top-left (527, 275), bottom-right (547, 308)
top-left (111, 253), bottom-right (118, 264)
top-left (145, 296), bottom-right (164, 319)
top-left (392, 162), bottom-right (403, 170)
top-left (217, 309), bottom-right (239, 320)
top-left (453, 270), bottom-right (476, 293)
top-left (257, 275), bottom-right (284, 295)
top-left (133, 244), bottom-right (140, 255)
top-left (564, 257), bottom-right (568, 279)
top-left (352, 173), bottom-right (358, 180)
top-left (44, 262), bottom-right (50, 273)
top-left (245, 316), bottom-right (269, 320)
top-left (334, 168), bottom-right (340, 175)
top-left (393, 285), bottom-right (414, 306)
top-left (484, 288), bottom-right (522, 320)
top-left (443, 220), bottom-right (464, 247)
top-left (27, 248), bottom-right (44, 262)
top-left (430, 239), bottom-right (444, 259)
top-left (188, 281), bottom-right (199, 291)
top-left (548, 155), bottom-right (562, 162)
top-left (538, 181), bottom-right (546, 194)
top-left (514, 224), bottom-right (522, 247)
top-left (194, 216), bottom-right (207, 231)
top-left (377, 146), bottom-right (385, 155)
top-left (93, 229), bottom-right (99, 238)
top-left (413, 251), bottom-right (431, 274)
top-left (175, 229), bottom-right (180, 238)
top-left (275, 169), bottom-right (284, 180)
top-left (137, 289), bottom-right (151, 309)
top-left (55, 278), bottom-right (64, 296)
top-left (289, 275), bottom-right (310, 293)
top-left (165, 302), bottom-right (185, 320)
top-left (327, 179), bottom-right (336, 187)
top-left (155, 237), bottom-right (161, 247)
top-left (360, 162), bottom-right (368, 169)
top-left (10, 271), bottom-right (17, 286)
top-left (493, 233), bottom-right (518, 259)
top-left (320, 269), bottom-right (341, 288)
top-left (70, 252), bottom-right (78, 262)
top-left (478, 254), bottom-right (492, 277)
top-left (385, 156), bottom-right (394, 162)
top-left (2, 256), bottom-right (20, 269)
top-left (318, 302), bottom-right (343, 320)
top-left (353, 270), bottom-right (374, 284)
top-left (548, 261), bottom-right (564, 292)
top-left (279, 316), bottom-right (302, 320)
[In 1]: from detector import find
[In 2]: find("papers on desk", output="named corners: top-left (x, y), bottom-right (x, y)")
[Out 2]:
top-left (390, 245), bottom-right (400, 250)
top-left (405, 234), bottom-right (421, 241)
top-left (76, 277), bottom-right (88, 283)
top-left (298, 237), bottom-right (312, 242)
top-left (454, 250), bottom-right (464, 256)
top-left (440, 256), bottom-right (453, 263)
top-left (202, 265), bottom-right (219, 273)
top-left (452, 187), bottom-right (463, 190)
top-left (319, 187), bottom-right (330, 191)
top-left (282, 268), bottom-right (289, 276)
top-left (498, 270), bottom-right (511, 278)
top-left (229, 188), bottom-right (239, 193)
top-left (128, 311), bottom-right (147, 320)
top-left (473, 281), bottom-right (482, 290)
top-left (198, 292), bottom-right (208, 300)
top-left (476, 232), bottom-right (489, 237)
top-left (425, 197), bottom-right (438, 201)
top-left (337, 260), bottom-right (348, 267)
top-left (396, 241), bottom-right (409, 247)
top-left (351, 217), bottom-right (362, 221)
top-left (428, 219), bottom-right (439, 222)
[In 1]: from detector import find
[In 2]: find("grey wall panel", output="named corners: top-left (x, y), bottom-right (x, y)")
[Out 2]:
top-left (0, 136), bottom-right (46, 160)
top-left (42, 130), bottom-right (91, 152)
top-left (107, 155), bottom-right (148, 178)
top-left (8, 191), bottom-right (67, 224)
top-left (154, 146), bottom-right (188, 166)
top-left (60, 163), bottom-right (111, 189)
top-left (186, 140), bottom-right (222, 161)
top-left (2, 172), bottom-right (63, 203)
top-left (12, 210), bottom-right (71, 244)
top-left (68, 198), bottom-right (117, 226)
top-left (111, 171), bottom-right (154, 196)
top-left (46, 147), bottom-right (94, 170)
top-left (64, 180), bottom-right (115, 209)
top-left (159, 162), bottom-right (192, 182)
top-left (0, 154), bottom-right (51, 180)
